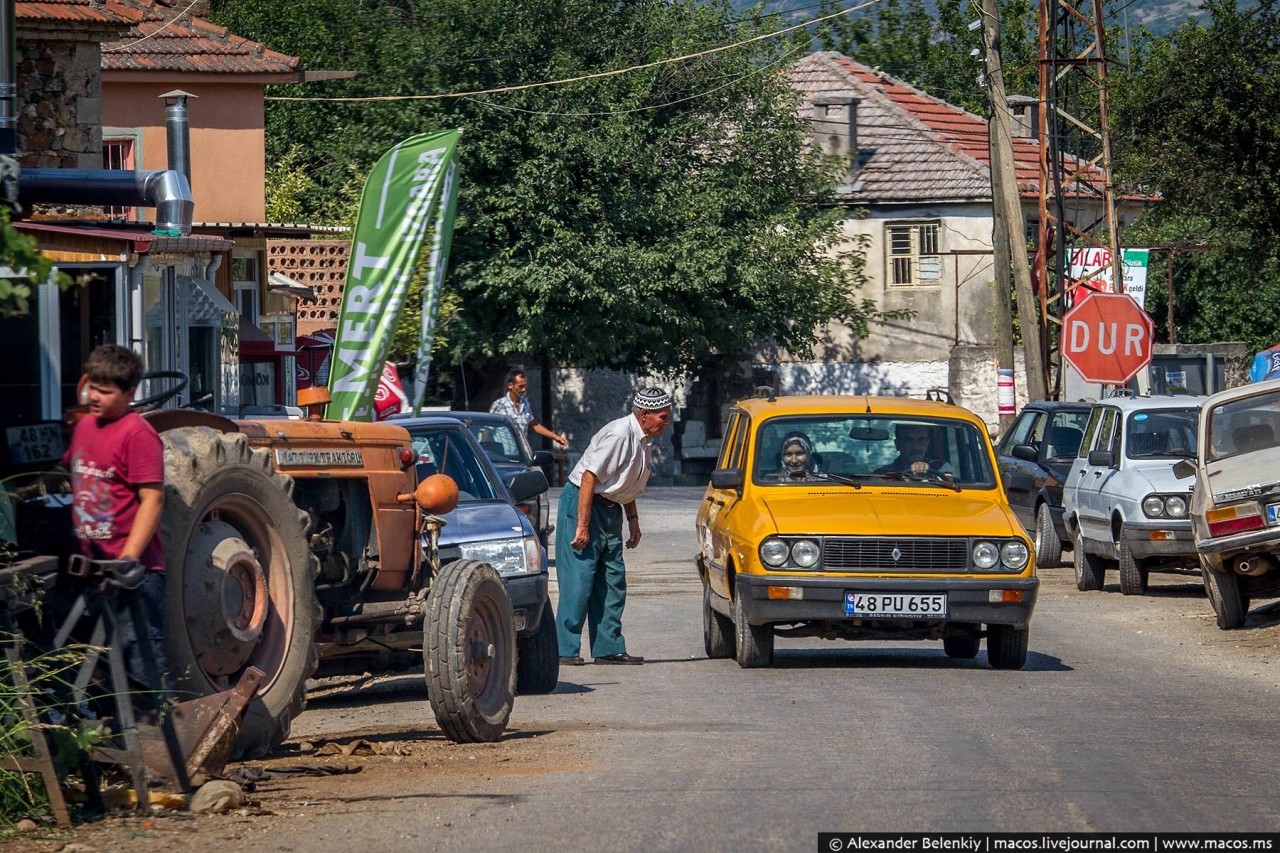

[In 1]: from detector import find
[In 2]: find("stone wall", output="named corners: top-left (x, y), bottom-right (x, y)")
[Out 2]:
top-left (15, 39), bottom-right (102, 169)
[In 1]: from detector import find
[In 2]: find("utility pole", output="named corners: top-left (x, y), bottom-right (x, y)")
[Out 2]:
top-left (988, 116), bottom-right (1017, 435)
top-left (979, 0), bottom-right (1048, 402)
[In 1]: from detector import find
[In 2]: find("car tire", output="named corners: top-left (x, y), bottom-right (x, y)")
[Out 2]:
top-left (1034, 504), bottom-right (1063, 568)
top-left (1117, 538), bottom-right (1148, 596)
top-left (1200, 557), bottom-right (1247, 630)
top-left (943, 632), bottom-right (980, 659)
top-left (732, 590), bottom-right (773, 668)
top-left (987, 624), bottom-right (1029, 670)
top-left (703, 584), bottom-right (736, 659)
top-left (516, 598), bottom-right (560, 695)
top-left (1073, 528), bottom-right (1106, 591)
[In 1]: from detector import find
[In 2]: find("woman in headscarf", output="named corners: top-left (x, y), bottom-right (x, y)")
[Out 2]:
top-left (768, 431), bottom-right (820, 481)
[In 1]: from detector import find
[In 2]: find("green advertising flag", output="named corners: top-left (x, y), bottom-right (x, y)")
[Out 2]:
top-left (328, 130), bottom-right (459, 421)
top-left (411, 158), bottom-right (459, 414)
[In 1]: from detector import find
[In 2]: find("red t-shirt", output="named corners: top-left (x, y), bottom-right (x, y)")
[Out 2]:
top-left (64, 411), bottom-right (166, 572)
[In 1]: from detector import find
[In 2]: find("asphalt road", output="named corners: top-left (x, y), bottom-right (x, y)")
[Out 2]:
top-left (64, 487), bottom-right (1280, 851)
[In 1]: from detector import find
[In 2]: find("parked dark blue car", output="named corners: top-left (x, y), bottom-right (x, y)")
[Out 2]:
top-left (446, 411), bottom-right (554, 545)
top-left (996, 401), bottom-right (1094, 568)
top-left (394, 415), bottom-right (558, 694)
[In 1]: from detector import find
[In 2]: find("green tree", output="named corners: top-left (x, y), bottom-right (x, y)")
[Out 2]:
top-left (1111, 0), bottom-right (1280, 350)
top-left (209, 0), bottom-right (887, 392)
top-left (1, 209), bottom-right (71, 316)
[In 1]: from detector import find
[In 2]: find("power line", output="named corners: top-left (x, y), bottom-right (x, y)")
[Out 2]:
top-left (265, 0), bottom-right (887, 103)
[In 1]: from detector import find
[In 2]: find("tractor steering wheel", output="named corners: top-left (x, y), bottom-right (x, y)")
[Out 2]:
top-left (131, 371), bottom-right (190, 412)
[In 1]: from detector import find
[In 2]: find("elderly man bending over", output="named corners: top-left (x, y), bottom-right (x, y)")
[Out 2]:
top-left (555, 388), bottom-right (672, 666)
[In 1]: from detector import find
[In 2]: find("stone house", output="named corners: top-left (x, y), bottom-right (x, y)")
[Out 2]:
top-left (4, 0), bottom-right (323, 425)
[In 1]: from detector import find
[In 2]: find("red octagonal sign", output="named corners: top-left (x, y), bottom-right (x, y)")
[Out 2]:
top-left (1061, 292), bottom-right (1154, 384)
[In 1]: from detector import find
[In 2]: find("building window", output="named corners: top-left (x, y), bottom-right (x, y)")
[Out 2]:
top-left (232, 255), bottom-right (261, 324)
top-left (888, 222), bottom-right (941, 286)
top-left (102, 136), bottom-right (136, 219)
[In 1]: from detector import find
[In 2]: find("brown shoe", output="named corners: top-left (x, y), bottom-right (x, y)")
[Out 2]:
top-left (593, 653), bottom-right (644, 665)
top-left (558, 656), bottom-right (586, 666)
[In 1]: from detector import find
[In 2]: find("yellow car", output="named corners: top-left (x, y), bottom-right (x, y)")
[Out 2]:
top-left (695, 393), bottom-right (1038, 669)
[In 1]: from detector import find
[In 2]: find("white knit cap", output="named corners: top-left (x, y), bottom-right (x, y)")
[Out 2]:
top-left (633, 387), bottom-right (672, 411)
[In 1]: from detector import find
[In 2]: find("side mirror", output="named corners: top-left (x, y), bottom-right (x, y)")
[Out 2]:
top-left (506, 468), bottom-right (549, 503)
top-left (530, 450), bottom-right (554, 468)
top-left (710, 468), bottom-right (744, 490)
top-left (1087, 450), bottom-right (1116, 468)
top-left (1172, 458), bottom-right (1197, 480)
top-left (1011, 444), bottom-right (1039, 462)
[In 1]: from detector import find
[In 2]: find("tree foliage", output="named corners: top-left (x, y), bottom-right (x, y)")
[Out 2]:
top-left (207, 0), bottom-right (888, 381)
top-left (1112, 0), bottom-right (1280, 350)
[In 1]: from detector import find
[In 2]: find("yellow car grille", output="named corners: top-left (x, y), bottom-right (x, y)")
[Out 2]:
top-left (823, 538), bottom-right (970, 572)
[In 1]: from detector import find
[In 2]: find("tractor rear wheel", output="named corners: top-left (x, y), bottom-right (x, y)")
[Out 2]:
top-left (160, 427), bottom-right (320, 759)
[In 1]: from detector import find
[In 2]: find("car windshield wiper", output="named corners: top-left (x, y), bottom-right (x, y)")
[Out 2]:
top-left (814, 472), bottom-right (862, 489)
top-left (872, 470), bottom-right (962, 492)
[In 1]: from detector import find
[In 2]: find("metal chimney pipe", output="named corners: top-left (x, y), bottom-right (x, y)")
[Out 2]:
top-left (161, 90), bottom-right (195, 183)
top-left (1, 0), bottom-right (17, 156)
top-left (18, 168), bottom-right (195, 234)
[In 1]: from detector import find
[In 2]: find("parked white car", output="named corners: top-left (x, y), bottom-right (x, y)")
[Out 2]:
top-left (1063, 395), bottom-right (1204, 595)
top-left (1175, 378), bottom-right (1280, 629)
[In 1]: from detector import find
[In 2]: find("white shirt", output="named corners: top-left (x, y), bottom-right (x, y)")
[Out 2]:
top-left (569, 413), bottom-right (653, 505)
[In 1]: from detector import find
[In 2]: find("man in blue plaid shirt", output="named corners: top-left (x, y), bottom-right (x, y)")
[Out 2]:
top-left (490, 369), bottom-right (568, 449)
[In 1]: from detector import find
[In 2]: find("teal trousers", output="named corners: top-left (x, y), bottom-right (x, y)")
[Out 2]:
top-left (555, 481), bottom-right (629, 658)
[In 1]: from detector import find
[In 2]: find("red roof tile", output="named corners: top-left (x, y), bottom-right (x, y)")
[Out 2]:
top-left (16, 0), bottom-right (130, 25)
top-left (99, 0), bottom-right (300, 76)
top-left (789, 52), bottom-right (1111, 202)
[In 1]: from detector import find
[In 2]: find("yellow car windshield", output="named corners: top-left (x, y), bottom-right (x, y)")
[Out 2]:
top-left (752, 415), bottom-right (996, 489)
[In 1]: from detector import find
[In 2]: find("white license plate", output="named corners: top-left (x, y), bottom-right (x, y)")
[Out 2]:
top-left (5, 423), bottom-right (64, 465)
top-left (1268, 503), bottom-right (1280, 526)
top-left (844, 592), bottom-right (947, 618)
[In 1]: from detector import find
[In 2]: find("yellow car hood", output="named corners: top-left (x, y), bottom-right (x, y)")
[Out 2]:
top-left (760, 488), bottom-right (1020, 538)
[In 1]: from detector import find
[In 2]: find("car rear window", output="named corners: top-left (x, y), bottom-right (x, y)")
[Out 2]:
top-left (752, 415), bottom-right (996, 488)
top-left (1206, 389), bottom-right (1280, 462)
top-left (469, 420), bottom-right (526, 464)
top-left (1125, 409), bottom-right (1197, 459)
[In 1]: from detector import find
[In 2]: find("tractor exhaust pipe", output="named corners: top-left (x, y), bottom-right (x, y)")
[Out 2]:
top-left (1234, 554), bottom-right (1276, 577)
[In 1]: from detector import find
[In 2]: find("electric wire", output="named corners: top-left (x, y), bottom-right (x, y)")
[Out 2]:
top-left (265, 0), bottom-right (888, 102)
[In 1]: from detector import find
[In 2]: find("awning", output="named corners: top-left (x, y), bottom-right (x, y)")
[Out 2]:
top-left (239, 316), bottom-right (283, 358)
top-left (268, 271), bottom-right (318, 303)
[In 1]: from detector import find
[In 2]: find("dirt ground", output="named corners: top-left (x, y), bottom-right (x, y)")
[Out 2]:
top-left (4, 711), bottom-right (592, 851)
top-left (5, 565), bottom-right (1280, 849)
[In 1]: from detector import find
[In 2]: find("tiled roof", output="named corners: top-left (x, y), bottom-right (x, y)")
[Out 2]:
top-left (99, 0), bottom-right (300, 76)
top-left (15, 0), bottom-right (130, 26)
top-left (788, 52), bottom-right (1103, 203)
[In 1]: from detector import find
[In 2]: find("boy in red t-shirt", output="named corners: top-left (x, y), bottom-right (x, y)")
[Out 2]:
top-left (63, 344), bottom-right (170, 692)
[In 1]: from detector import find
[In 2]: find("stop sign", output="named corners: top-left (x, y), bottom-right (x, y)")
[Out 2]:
top-left (1061, 292), bottom-right (1154, 384)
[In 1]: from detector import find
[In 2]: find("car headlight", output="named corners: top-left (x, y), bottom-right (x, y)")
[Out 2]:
top-left (1142, 495), bottom-right (1166, 517)
top-left (1165, 495), bottom-right (1188, 518)
top-left (458, 536), bottom-right (537, 577)
top-left (791, 539), bottom-right (821, 568)
top-left (760, 538), bottom-right (790, 568)
top-left (972, 541), bottom-right (1000, 569)
top-left (1001, 540), bottom-right (1030, 570)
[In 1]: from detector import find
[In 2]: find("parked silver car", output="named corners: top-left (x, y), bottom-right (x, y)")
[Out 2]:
top-left (1063, 394), bottom-right (1204, 595)
top-left (1175, 378), bottom-right (1280, 629)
